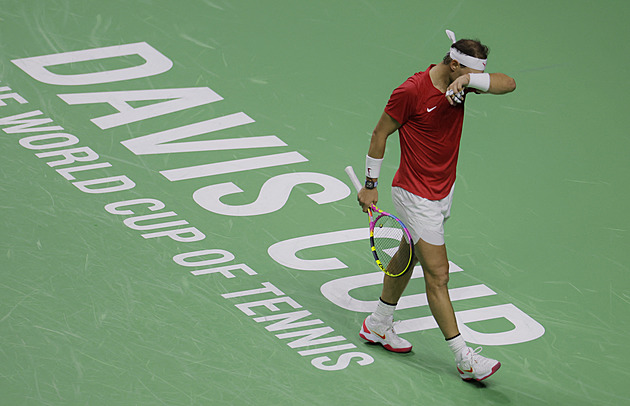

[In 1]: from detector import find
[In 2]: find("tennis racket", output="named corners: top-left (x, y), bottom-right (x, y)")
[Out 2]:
top-left (345, 166), bottom-right (415, 277)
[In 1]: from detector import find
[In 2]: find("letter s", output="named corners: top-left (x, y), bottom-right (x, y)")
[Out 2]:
top-left (311, 352), bottom-right (374, 371)
top-left (192, 172), bottom-right (351, 216)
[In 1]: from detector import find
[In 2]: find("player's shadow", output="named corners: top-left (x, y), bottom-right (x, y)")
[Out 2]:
top-left (464, 379), bottom-right (487, 389)
top-left (462, 379), bottom-right (512, 404)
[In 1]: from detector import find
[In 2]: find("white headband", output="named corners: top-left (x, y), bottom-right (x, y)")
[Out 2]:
top-left (446, 30), bottom-right (487, 71)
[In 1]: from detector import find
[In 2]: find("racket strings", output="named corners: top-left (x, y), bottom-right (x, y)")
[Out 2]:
top-left (372, 215), bottom-right (414, 274)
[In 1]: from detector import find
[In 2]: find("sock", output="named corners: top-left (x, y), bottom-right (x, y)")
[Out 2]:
top-left (446, 334), bottom-right (468, 360)
top-left (372, 297), bottom-right (396, 322)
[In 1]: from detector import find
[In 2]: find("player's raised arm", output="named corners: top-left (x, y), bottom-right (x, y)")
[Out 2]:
top-left (442, 29), bottom-right (516, 102)
top-left (447, 71), bottom-right (516, 101)
top-left (478, 72), bottom-right (516, 94)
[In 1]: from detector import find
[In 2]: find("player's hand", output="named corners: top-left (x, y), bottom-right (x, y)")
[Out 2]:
top-left (446, 74), bottom-right (469, 105)
top-left (357, 187), bottom-right (378, 213)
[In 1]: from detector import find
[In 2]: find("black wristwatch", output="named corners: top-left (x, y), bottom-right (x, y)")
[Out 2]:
top-left (365, 179), bottom-right (378, 189)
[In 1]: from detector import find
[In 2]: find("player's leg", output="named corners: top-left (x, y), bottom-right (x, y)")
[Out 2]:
top-left (414, 238), bottom-right (459, 338)
top-left (416, 238), bottom-right (500, 381)
top-left (359, 187), bottom-right (423, 353)
top-left (359, 237), bottom-right (464, 357)
top-left (359, 239), bottom-right (416, 353)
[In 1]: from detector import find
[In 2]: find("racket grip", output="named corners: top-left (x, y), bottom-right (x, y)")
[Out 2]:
top-left (345, 166), bottom-right (363, 193)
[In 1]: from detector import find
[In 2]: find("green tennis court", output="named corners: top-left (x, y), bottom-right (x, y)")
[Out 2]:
top-left (1, 1), bottom-right (629, 404)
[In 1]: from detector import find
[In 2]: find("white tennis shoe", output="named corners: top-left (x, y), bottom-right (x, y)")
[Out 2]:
top-left (456, 347), bottom-right (501, 381)
top-left (359, 315), bottom-right (412, 353)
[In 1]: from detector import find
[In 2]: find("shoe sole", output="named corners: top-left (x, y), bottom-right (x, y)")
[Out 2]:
top-left (458, 361), bottom-right (501, 381)
top-left (359, 320), bottom-right (412, 353)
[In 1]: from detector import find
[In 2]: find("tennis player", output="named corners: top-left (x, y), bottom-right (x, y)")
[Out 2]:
top-left (356, 30), bottom-right (516, 381)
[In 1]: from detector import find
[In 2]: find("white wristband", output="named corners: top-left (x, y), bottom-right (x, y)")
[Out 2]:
top-left (468, 73), bottom-right (490, 92)
top-left (365, 155), bottom-right (383, 179)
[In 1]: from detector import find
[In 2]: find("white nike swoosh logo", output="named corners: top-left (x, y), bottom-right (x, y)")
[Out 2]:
top-left (427, 106), bottom-right (437, 112)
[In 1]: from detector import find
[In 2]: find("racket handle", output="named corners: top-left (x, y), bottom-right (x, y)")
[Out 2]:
top-left (345, 166), bottom-right (363, 193)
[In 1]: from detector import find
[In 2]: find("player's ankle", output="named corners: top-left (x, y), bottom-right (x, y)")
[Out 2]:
top-left (446, 333), bottom-right (467, 360)
top-left (372, 298), bottom-right (396, 322)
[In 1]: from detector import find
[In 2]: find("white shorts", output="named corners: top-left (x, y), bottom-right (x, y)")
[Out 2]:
top-left (391, 186), bottom-right (455, 246)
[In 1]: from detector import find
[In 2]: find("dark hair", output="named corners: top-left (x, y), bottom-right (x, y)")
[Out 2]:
top-left (442, 39), bottom-right (490, 66)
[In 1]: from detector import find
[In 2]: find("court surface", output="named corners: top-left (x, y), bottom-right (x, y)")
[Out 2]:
top-left (1, 1), bottom-right (629, 405)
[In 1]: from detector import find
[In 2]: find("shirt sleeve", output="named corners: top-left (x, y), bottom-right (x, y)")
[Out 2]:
top-left (384, 78), bottom-right (417, 126)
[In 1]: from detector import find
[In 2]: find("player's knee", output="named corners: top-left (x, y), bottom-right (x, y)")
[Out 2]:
top-left (424, 264), bottom-right (450, 288)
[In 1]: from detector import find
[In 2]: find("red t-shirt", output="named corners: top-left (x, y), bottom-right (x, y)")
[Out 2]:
top-left (385, 65), bottom-right (468, 200)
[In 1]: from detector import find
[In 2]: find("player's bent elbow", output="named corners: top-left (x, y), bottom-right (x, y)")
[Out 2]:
top-left (507, 77), bottom-right (517, 92)
top-left (489, 75), bottom-right (516, 94)
top-left (510, 78), bottom-right (516, 92)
